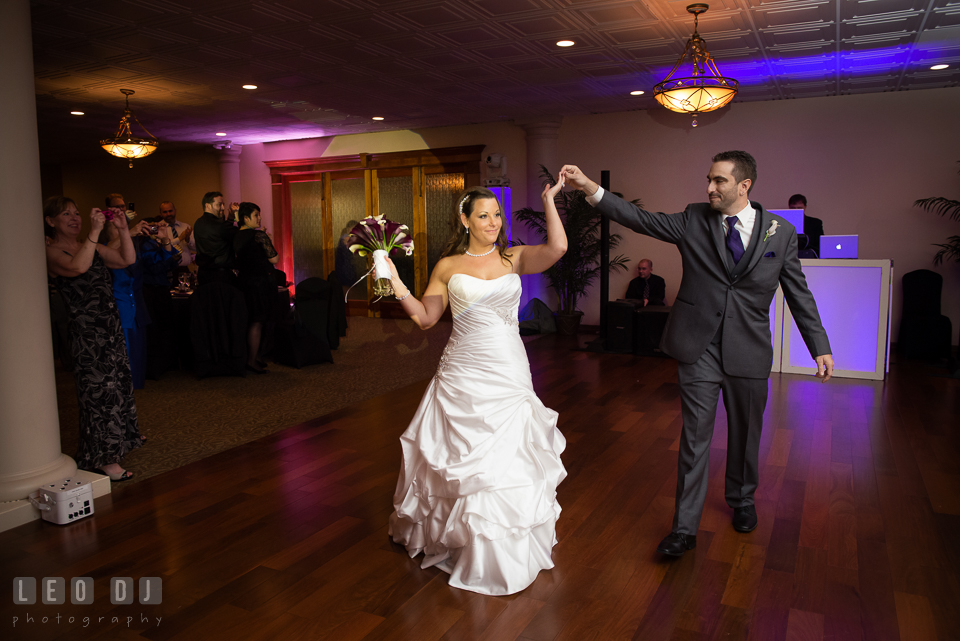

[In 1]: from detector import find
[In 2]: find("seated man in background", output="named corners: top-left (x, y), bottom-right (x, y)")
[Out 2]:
top-left (788, 193), bottom-right (824, 257)
top-left (625, 258), bottom-right (666, 306)
top-left (160, 201), bottom-right (195, 269)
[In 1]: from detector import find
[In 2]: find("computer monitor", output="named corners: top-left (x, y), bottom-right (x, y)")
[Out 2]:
top-left (768, 209), bottom-right (804, 234)
top-left (819, 235), bottom-right (859, 259)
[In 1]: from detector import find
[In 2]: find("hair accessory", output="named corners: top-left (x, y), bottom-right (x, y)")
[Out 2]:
top-left (458, 195), bottom-right (470, 213)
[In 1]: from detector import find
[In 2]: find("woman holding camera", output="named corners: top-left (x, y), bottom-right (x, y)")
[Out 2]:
top-left (103, 218), bottom-right (179, 388)
top-left (44, 196), bottom-right (143, 482)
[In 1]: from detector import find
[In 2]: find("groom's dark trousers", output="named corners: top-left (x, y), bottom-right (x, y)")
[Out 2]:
top-left (675, 340), bottom-right (767, 533)
top-left (592, 192), bottom-right (831, 535)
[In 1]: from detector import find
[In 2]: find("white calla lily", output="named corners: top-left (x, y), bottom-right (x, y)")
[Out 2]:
top-left (763, 220), bottom-right (779, 242)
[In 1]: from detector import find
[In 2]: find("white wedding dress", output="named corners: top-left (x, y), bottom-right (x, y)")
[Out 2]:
top-left (388, 273), bottom-right (567, 596)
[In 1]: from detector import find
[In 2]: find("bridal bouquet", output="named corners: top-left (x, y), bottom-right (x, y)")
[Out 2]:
top-left (347, 214), bottom-right (414, 297)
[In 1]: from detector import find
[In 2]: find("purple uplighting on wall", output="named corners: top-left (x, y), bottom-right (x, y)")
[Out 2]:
top-left (487, 187), bottom-right (512, 243)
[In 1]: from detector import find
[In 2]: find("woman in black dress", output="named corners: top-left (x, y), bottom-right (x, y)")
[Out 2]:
top-left (232, 202), bottom-right (279, 374)
top-left (44, 196), bottom-right (143, 481)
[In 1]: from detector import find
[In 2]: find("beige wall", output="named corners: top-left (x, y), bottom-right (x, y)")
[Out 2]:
top-left (559, 87), bottom-right (960, 344)
top-left (236, 143), bottom-right (272, 230)
top-left (221, 88), bottom-right (960, 347)
top-left (60, 148), bottom-right (221, 229)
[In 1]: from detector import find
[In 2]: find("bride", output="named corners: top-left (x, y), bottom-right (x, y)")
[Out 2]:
top-left (385, 175), bottom-right (568, 596)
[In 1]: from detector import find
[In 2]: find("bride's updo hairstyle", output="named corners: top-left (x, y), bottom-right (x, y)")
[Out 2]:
top-left (440, 186), bottom-right (513, 265)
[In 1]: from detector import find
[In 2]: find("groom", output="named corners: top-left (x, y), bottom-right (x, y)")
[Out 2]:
top-left (561, 152), bottom-right (833, 556)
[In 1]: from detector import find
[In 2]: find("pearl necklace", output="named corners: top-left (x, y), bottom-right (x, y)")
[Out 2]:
top-left (465, 246), bottom-right (496, 257)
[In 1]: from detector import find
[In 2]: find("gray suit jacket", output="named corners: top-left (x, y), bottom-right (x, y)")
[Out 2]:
top-left (596, 193), bottom-right (831, 378)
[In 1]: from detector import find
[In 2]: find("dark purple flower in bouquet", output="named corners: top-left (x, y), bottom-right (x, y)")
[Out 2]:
top-left (347, 214), bottom-right (414, 257)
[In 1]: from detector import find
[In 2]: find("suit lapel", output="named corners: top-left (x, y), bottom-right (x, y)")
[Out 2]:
top-left (736, 204), bottom-right (767, 277)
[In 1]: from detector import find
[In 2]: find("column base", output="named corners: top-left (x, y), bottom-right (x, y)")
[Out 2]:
top-left (0, 453), bottom-right (78, 502)
top-left (0, 469), bottom-right (111, 533)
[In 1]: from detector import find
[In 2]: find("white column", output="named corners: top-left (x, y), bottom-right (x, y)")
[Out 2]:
top-left (216, 145), bottom-right (243, 203)
top-left (0, 0), bottom-right (77, 507)
top-left (521, 120), bottom-right (563, 209)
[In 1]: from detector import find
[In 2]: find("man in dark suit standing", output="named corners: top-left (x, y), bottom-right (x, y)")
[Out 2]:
top-left (193, 191), bottom-right (237, 284)
top-left (788, 193), bottom-right (824, 257)
top-left (561, 152), bottom-right (834, 556)
top-left (625, 258), bottom-right (666, 306)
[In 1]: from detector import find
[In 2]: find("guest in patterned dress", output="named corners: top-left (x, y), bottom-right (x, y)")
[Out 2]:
top-left (43, 196), bottom-right (144, 482)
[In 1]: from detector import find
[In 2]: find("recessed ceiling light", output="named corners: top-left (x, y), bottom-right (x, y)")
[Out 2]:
top-left (372, 116), bottom-right (384, 121)
top-left (70, 111), bottom-right (84, 115)
top-left (556, 40), bottom-right (575, 47)
top-left (930, 64), bottom-right (949, 70)
top-left (630, 90), bottom-right (645, 96)
top-left (242, 84), bottom-right (258, 89)
top-left (215, 132), bottom-right (227, 136)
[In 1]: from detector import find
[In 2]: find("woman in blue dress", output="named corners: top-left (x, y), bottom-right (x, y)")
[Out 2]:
top-left (103, 218), bottom-right (180, 388)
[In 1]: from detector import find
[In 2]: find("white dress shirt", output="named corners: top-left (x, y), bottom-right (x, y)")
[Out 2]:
top-left (587, 185), bottom-right (757, 248)
top-left (722, 201), bottom-right (756, 250)
top-left (171, 220), bottom-right (196, 266)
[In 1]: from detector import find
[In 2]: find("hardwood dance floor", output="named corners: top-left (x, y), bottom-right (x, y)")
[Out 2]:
top-left (3, 334), bottom-right (959, 640)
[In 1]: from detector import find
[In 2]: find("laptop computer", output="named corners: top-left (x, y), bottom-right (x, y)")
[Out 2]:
top-left (819, 235), bottom-right (859, 259)
top-left (768, 209), bottom-right (804, 234)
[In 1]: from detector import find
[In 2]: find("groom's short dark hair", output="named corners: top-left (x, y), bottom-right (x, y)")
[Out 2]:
top-left (713, 150), bottom-right (757, 194)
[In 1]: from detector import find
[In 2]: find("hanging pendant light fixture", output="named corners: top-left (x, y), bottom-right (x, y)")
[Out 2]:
top-left (653, 4), bottom-right (738, 127)
top-left (100, 89), bottom-right (159, 167)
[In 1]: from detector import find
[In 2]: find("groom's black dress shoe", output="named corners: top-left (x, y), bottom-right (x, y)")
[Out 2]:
top-left (733, 505), bottom-right (758, 533)
top-left (656, 532), bottom-right (697, 557)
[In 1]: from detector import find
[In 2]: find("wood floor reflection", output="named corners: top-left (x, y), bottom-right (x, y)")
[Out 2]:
top-left (2, 334), bottom-right (959, 640)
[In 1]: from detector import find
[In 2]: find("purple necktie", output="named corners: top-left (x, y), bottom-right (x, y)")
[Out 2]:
top-left (726, 215), bottom-right (745, 265)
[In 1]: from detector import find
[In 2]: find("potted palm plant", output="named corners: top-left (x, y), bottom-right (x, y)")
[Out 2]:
top-left (915, 161), bottom-right (960, 265)
top-left (513, 166), bottom-right (631, 334)
top-left (914, 161), bottom-right (959, 376)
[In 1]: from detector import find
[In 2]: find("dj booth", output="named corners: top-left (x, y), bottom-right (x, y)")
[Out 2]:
top-left (604, 259), bottom-right (893, 380)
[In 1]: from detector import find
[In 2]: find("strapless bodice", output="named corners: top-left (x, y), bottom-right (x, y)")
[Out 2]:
top-left (447, 273), bottom-right (520, 342)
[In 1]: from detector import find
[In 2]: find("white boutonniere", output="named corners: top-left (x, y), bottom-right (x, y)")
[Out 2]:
top-left (763, 220), bottom-right (778, 242)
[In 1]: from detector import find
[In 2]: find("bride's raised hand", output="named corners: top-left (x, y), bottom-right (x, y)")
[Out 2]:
top-left (542, 172), bottom-right (565, 202)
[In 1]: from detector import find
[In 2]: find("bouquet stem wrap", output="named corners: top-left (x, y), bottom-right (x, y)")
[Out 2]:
top-left (372, 249), bottom-right (394, 297)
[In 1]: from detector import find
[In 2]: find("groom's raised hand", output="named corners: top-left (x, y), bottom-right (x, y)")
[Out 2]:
top-left (560, 165), bottom-right (600, 197)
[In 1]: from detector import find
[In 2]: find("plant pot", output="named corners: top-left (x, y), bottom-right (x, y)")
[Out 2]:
top-left (555, 311), bottom-right (584, 336)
